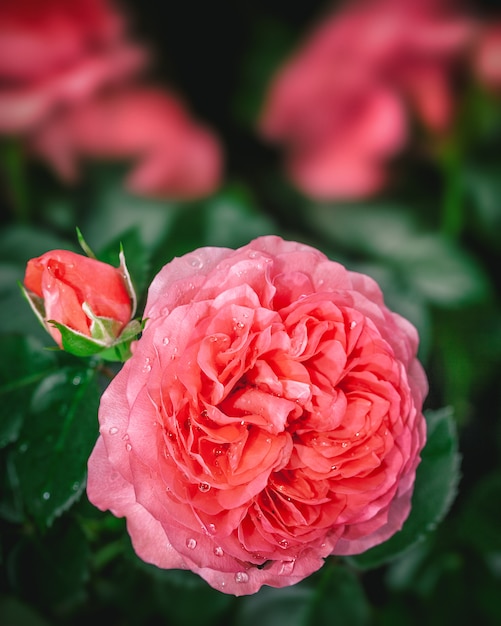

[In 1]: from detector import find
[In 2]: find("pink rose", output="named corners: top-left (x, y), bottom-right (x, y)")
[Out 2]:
top-left (473, 24), bottom-right (501, 90)
top-left (24, 249), bottom-right (133, 348)
top-left (259, 0), bottom-right (473, 200)
top-left (87, 236), bottom-right (427, 595)
top-left (30, 87), bottom-right (223, 199)
top-left (0, 0), bottom-right (145, 134)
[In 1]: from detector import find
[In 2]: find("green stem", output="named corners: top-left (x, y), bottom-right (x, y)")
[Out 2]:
top-left (440, 143), bottom-right (464, 238)
top-left (0, 138), bottom-right (30, 223)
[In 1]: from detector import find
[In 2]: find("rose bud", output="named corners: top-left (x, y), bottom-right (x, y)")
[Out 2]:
top-left (87, 236), bottom-right (427, 595)
top-left (23, 248), bottom-right (137, 358)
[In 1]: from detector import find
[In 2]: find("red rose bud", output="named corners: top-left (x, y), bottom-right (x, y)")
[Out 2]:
top-left (23, 248), bottom-right (136, 358)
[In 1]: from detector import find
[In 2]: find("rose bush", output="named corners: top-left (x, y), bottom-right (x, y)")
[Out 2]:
top-left (23, 249), bottom-right (134, 350)
top-left (87, 236), bottom-right (427, 595)
top-left (258, 0), bottom-right (473, 199)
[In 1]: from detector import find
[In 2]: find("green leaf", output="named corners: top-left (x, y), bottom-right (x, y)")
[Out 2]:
top-left (6, 516), bottom-right (90, 611)
top-left (78, 163), bottom-right (178, 252)
top-left (308, 204), bottom-right (490, 306)
top-left (9, 366), bottom-right (101, 527)
top-left (235, 565), bottom-right (370, 626)
top-left (346, 407), bottom-right (461, 570)
top-left (457, 471), bottom-right (501, 554)
top-left (203, 182), bottom-right (277, 248)
top-left (149, 182), bottom-right (277, 276)
top-left (0, 335), bottom-right (58, 448)
top-left (0, 595), bottom-right (50, 626)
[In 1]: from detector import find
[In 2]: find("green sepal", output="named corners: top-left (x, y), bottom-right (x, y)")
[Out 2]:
top-left (97, 318), bottom-right (145, 362)
top-left (19, 282), bottom-right (47, 331)
top-left (76, 227), bottom-right (97, 259)
top-left (48, 321), bottom-right (108, 357)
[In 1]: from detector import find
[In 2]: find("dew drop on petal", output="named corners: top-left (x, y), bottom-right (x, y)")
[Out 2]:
top-left (125, 443), bottom-right (132, 452)
top-left (162, 336), bottom-right (170, 345)
top-left (199, 482), bottom-right (211, 493)
top-left (279, 560), bottom-right (296, 575)
top-left (214, 546), bottom-right (224, 557)
top-left (234, 571), bottom-right (249, 583)
top-left (42, 491), bottom-right (51, 501)
top-left (109, 427), bottom-right (119, 435)
top-left (72, 375), bottom-right (81, 385)
top-left (186, 538), bottom-right (197, 550)
top-left (190, 256), bottom-right (203, 269)
top-left (350, 320), bottom-right (357, 329)
top-left (278, 539), bottom-right (289, 549)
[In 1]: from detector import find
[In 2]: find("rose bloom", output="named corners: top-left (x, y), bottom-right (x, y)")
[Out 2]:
top-left (473, 24), bottom-right (501, 91)
top-left (259, 0), bottom-right (473, 200)
top-left (24, 249), bottom-right (132, 347)
top-left (30, 86), bottom-right (223, 199)
top-left (0, 0), bottom-right (145, 134)
top-left (87, 236), bottom-right (427, 595)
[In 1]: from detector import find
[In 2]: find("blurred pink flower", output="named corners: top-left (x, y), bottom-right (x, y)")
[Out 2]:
top-left (31, 87), bottom-right (223, 199)
top-left (0, 0), bottom-right (145, 134)
top-left (473, 24), bottom-right (501, 90)
top-left (259, 0), bottom-right (473, 200)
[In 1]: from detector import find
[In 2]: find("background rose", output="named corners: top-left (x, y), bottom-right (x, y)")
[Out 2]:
top-left (258, 0), bottom-right (473, 199)
top-left (87, 235), bottom-right (427, 595)
top-left (24, 249), bottom-right (133, 348)
top-left (30, 86), bottom-right (223, 199)
top-left (0, 0), bottom-right (145, 134)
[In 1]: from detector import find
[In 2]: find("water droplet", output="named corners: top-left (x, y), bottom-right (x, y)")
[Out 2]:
top-left (206, 523), bottom-right (217, 534)
top-left (109, 426), bottom-right (119, 435)
top-left (350, 320), bottom-right (357, 329)
top-left (234, 571), bottom-right (249, 583)
top-left (248, 250), bottom-right (258, 259)
top-left (279, 560), bottom-right (296, 575)
top-left (162, 336), bottom-right (170, 345)
top-left (161, 306), bottom-right (170, 316)
top-left (186, 538), bottom-right (197, 550)
top-left (72, 481), bottom-right (80, 491)
top-left (125, 443), bottom-right (132, 452)
top-left (122, 433), bottom-right (129, 441)
top-left (199, 482), bottom-right (211, 493)
top-left (355, 432), bottom-right (360, 437)
top-left (190, 256), bottom-right (203, 268)
top-left (72, 375), bottom-right (81, 385)
top-left (341, 442), bottom-right (348, 448)
top-left (209, 335), bottom-right (218, 342)
top-left (142, 357), bottom-right (152, 373)
top-left (214, 546), bottom-right (224, 557)
top-left (331, 465), bottom-right (337, 470)
top-left (278, 539), bottom-right (289, 549)
top-left (42, 491), bottom-right (51, 501)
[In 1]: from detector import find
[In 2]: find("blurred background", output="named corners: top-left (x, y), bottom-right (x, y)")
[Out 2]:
top-left (1, 0), bottom-right (500, 624)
